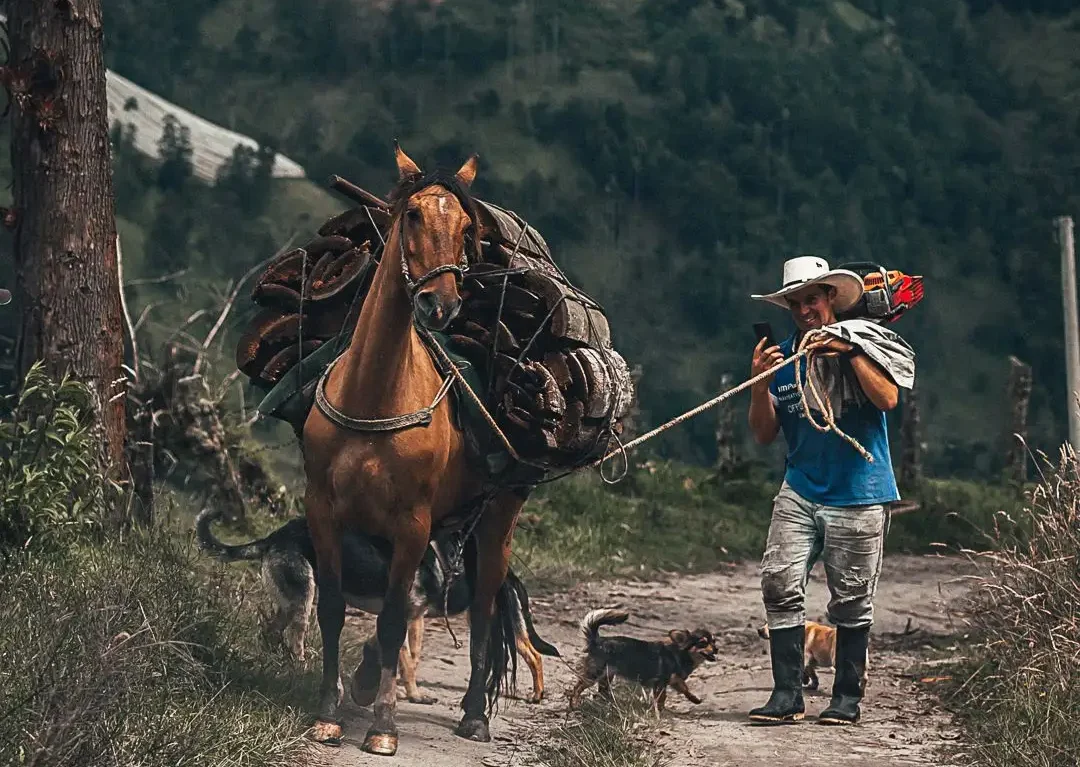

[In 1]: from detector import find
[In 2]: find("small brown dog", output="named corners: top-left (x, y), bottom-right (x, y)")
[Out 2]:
top-left (757, 621), bottom-right (869, 690)
top-left (569, 608), bottom-right (717, 716)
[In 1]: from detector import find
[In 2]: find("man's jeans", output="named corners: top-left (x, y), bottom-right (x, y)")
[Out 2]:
top-left (760, 482), bottom-right (888, 630)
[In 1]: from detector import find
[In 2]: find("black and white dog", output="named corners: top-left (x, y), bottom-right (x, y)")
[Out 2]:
top-left (195, 508), bottom-right (558, 703)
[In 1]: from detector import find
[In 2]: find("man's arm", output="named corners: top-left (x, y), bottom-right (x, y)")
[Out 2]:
top-left (809, 335), bottom-right (899, 411)
top-left (749, 337), bottom-right (782, 444)
top-left (847, 352), bottom-right (899, 411)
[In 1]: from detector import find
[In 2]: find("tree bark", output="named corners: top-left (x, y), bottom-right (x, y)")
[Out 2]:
top-left (1004, 356), bottom-right (1032, 486)
top-left (6, 0), bottom-right (128, 479)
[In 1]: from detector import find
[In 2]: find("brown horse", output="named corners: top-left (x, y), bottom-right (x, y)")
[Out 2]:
top-left (303, 144), bottom-right (527, 755)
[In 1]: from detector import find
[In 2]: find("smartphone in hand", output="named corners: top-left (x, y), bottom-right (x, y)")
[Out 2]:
top-left (753, 321), bottom-right (775, 348)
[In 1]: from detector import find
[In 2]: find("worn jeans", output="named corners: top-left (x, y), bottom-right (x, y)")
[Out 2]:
top-left (760, 482), bottom-right (888, 631)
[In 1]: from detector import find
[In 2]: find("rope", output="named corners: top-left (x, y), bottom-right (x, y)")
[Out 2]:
top-left (423, 326), bottom-right (873, 481)
top-left (791, 331), bottom-right (874, 462)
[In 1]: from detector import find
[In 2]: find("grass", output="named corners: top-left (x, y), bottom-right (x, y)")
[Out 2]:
top-left (931, 448), bottom-right (1080, 766)
top-left (0, 364), bottom-right (316, 767)
top-left (532, 691), bottom-right (668, 767)
top-left (513, 458), bottom-right (1023, 587)
top-left (0, 522), bottom-right (316, 767)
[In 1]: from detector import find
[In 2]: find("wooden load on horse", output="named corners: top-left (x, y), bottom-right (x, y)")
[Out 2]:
top-left (236, 177), bottom-right (634, 476)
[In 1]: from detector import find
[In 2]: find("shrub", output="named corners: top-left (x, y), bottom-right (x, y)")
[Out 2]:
top-left (0, 362), bottom-right (109, 552)
top-left (944, 448), bottom-right (1080, 766)
top-left (0, 528), bottom-right (314, 767)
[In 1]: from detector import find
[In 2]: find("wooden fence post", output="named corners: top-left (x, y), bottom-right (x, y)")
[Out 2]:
top-left (899, 382), bottom-right (922, 487)
top-left (1004, 355), bottom-right (1033, 485)
top-left (715, 372), bottom-right (738, 474)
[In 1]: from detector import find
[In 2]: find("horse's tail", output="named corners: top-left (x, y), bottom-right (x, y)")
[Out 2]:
top-left (483, 581), bottom-right (519, 715)
top-left (506, 568), bottom-right (560, 658)
top-left (580, 608), bottom-right (630, 650)
top-left (194, 507), bottom-right (273, 562)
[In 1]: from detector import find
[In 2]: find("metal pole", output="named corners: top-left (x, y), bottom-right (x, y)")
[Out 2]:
top-left (1058, 216), bottom-right (1080, 449)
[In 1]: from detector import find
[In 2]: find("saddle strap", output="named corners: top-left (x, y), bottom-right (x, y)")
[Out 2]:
top-left (314, 353), bottom-right (456, 432)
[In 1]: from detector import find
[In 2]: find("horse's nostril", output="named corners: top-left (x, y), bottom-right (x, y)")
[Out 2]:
top-left (417, 291), bottom-right (437, 313)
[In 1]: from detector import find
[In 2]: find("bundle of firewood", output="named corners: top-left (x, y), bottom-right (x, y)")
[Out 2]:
top-left (442, 202), bottom-right (634, 467)
top-left (234, 206), bottom-right (388, 390)
top-left (235, 193), bottom-right (634, 471)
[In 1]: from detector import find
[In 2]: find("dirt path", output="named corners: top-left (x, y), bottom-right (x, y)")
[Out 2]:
top-left (316, 554), bottom-right (971, 767)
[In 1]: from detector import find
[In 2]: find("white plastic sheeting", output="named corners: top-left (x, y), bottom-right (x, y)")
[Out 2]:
top-left (0, 11), bottom-right (305, 183)
top-left (105, 71), bottom-right (306, 183)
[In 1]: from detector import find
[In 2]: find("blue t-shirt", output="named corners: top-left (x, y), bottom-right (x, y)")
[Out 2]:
top-left (769, 333), bottom-right (900, 507)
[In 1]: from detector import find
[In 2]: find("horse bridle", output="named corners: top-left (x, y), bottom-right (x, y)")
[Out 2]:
top-left (398, 200), bottom-right (472, 302)
top-left (314, 180), bottom-right (476, 434)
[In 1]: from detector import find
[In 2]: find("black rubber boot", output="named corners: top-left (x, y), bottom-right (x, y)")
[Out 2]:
top-left (748, 625), bottom-right (805, 724)
top-left (818, 625), bottom-right (869, 725)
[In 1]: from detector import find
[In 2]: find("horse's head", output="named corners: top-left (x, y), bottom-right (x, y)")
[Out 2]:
top-left (390, 143), bottom-right (479, 332)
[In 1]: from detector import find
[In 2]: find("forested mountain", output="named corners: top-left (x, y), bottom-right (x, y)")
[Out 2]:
top-left (6, 0), bottom-right (1079, 475)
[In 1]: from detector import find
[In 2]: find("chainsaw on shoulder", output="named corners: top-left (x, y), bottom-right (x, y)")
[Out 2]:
top-left (835, 262), bottom-right (924, 324)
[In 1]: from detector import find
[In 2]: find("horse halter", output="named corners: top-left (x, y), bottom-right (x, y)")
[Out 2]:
top-left (397, 197), bottom-right (471, 300)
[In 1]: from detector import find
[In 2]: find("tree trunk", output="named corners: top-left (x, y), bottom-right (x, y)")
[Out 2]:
top-left (7, 0), bottom-right (128, 480)
top-left (899, 382), bottom-right (922, 488)
top-left (1004, 356), bottom-right (1033, 486)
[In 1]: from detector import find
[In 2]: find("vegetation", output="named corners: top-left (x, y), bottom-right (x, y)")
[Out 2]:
top-left (533, 691), bottom-right (668, 767)
top-left (1, 0), bottom-right (1062, 477)
top-left (939, 449), bottom-right (1080, 766)
top-left (514, 458), bottom-right (1021, 583)
top-left (0, 369), bottom-right (313, 767)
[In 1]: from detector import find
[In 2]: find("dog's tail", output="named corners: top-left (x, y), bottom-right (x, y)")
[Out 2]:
top-left (194, 507), bottom-right (274, 562)
top-left (506, 568), bottom-right (560, 658)
top-left (580, 607), bottom-right (630, 649)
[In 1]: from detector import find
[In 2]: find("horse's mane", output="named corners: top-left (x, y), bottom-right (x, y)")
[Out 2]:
top-left (388, 169), bottom-right (483, 262)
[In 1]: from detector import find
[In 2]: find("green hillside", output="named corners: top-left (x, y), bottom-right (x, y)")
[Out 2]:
top-left (5, 0), bottom-right (1079, 476)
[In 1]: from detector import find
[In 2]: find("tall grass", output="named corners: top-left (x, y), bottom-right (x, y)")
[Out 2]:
top-left (0, 365), bottom-right (314, 767)
top-left (944, 448), bottom-right (1080, 766)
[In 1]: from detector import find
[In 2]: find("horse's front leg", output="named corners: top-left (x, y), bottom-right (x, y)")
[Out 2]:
top-left (456, 490), bottom-right (526, 742)
top-left (306, 490), bottom-right (346, 744)
top-left (359, 515), bottom-right (431, 757)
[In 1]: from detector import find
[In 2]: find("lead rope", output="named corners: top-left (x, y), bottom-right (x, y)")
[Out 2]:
top-left (792, 330), bottom-right (874, 462)
top-left (421, 327), bottom-right (872, 478)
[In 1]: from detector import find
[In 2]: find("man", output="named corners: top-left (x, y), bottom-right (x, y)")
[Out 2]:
top-left (746, 255), bottom-right (915, 726)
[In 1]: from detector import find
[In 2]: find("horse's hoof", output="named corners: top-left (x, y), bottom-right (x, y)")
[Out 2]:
top-left (455, 717), bottom-right (491, 742)
top-left (407, 693), bottom-right (438, 705)
top-left (308, 720), bottom-right (343, 746)
top-left (361, 732), bottom-right (399, 756)
top-left (525, 693), bottom-right (543, 705)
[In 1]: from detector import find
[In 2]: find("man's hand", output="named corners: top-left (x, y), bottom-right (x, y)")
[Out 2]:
top-left (748, 337), bottom-right (782, 445)
top-left (751, 337), bottom-right (784, 382)
top-left (808, 331), bottom-right (899, 411)
top-left (806, 334), bottom-right (854, 358)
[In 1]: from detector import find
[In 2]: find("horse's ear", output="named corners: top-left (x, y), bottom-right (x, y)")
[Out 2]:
top-left (394, 140), bottom-right (422, 179)
top-left (455, 154), bottom-right (479, 188)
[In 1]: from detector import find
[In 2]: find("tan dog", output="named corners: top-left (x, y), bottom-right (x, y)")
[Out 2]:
top-left (757, 621), bottom-right (868, 691)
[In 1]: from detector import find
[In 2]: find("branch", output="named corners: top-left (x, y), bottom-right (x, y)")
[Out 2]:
top-left (193, 233), bottom-right (299, 375)
top-left (216, 368), bottom-right (243, 403)
top-left (132, 303), bottom-right (157, 335)
top-left (328, 174), bottom-right (390, 209)
top-left (115, 235), bottom-right (140, 383)
top-left (124, 269), bottom-right (189, 288)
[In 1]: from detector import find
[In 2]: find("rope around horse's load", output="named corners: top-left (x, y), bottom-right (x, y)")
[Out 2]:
top-left (423, 327), bottom-right (873, 483)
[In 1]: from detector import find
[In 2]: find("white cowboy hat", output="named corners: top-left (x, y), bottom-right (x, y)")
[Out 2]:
top-left (751, 255), bottom-right (864, 312)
